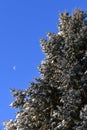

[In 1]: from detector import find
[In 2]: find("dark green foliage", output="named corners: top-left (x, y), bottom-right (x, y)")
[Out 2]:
top-left (3, 9), bottom-right (87, 130)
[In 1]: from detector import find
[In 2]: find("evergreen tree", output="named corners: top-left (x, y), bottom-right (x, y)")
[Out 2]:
top-left (3, 9), bottom-right (87, 130)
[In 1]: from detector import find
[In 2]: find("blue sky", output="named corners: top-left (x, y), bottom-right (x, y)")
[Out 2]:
top-left (0, 0), bottom-right (87, 129)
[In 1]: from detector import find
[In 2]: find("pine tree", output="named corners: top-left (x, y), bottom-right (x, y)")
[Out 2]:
top-left (3, 9), bottom-right (87, 130)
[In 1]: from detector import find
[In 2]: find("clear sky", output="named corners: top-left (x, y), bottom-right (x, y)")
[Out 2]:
top-left (0, 0), bottom-right (87, 129)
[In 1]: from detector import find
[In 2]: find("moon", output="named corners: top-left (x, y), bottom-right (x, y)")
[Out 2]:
top-left (13, 66), bottom-right (16, 71)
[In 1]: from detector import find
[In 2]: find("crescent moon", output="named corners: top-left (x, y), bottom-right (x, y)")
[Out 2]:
top-left (13, 66), bottom-right (16, 71)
